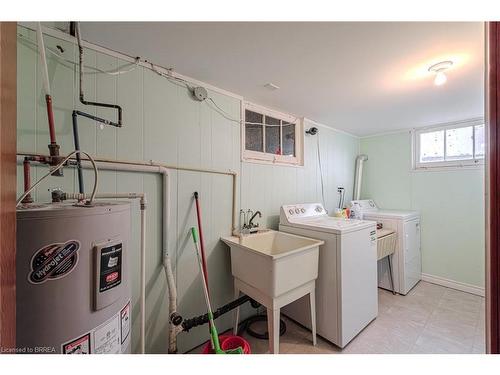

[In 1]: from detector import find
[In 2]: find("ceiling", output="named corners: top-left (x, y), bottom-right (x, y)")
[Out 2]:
top-left (80, 22), bottom-right (484, 136)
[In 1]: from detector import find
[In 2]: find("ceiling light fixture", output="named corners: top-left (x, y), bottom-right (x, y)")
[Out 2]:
top-left (428, 60), bottom-right (453, 86)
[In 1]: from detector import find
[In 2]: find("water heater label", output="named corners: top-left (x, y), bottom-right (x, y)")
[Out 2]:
top-left (99, 243), bottom-right (122, 292)
top-left (62, 333), bottom-right (90, 354)
top-left (28, 240), bottom-right (80, 284)
top-left (93, 313), bottom-right (121, 354)
top-left (61, 300), bottom-right (130, 354)
top-left (120, 302), bottom-right (131, 345)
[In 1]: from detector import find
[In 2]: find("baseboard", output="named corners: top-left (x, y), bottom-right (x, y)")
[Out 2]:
top-left (421, 273), bottom-right (485, 297)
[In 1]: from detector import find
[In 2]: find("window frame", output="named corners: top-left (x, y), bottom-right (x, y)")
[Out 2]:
top-left (242, 102), bottom-right (304, 166)
top-left (412, 118), bottom-right (485, 170)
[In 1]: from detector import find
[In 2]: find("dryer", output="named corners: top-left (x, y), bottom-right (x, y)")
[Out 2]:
top-left (279, 203), bottom-right (378, 348)
top-left (350, 199), bottom-right (421, 295)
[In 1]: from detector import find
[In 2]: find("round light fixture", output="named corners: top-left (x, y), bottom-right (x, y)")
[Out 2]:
top-left (428, 60), bottom-right (453, 86)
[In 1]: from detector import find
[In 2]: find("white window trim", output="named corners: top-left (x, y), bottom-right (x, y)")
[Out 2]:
top-left (411, 118), bottom-right (485, 171)
top-left (241, 101), bottom-right (304, 166)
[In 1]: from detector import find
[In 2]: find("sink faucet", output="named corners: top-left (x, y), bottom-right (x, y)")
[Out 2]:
top-left (248, 211), bottom-right (262, 232)
top-left (239, 209), bottom-right (262, 236)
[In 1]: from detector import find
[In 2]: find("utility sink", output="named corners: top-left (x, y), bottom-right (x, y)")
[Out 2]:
top-left (222, 230), bottom-right (324, 353)
top-left (221, 230), bottom-right (324, 298)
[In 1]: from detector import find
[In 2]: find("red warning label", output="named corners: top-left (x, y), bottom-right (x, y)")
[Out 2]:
top-left (62, 333), bottom-right (91, 354)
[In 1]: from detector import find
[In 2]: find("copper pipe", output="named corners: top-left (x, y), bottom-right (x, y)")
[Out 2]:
top-left (45, 95), bottom-right (56, 145)
top-left (21, 158), bottom-right (33, 204)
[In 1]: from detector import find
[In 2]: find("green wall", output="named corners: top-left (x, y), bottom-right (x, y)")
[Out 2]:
top-left (16, 25), bottom-right (360, 353)
top-left (360, 132), bottom-right (485, 289)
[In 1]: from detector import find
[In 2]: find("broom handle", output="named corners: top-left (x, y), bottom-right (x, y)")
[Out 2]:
top-left (191, 227), bottom-right (221, 352)
top-left (194, 192), bottom-right (209, 291)
top-left (191, 227), bottom-right (212, 313)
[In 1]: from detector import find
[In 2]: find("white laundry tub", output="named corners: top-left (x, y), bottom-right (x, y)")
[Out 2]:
top-left (221, 230), bottom-right (323, 298)
top-left (222, 230), bottom-right (324, 353)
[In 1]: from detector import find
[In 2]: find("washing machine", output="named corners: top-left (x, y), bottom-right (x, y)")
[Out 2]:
top-left (279, 203), bottom-right (378, 348)
top-left (350, 199), bottom-right (421, 295)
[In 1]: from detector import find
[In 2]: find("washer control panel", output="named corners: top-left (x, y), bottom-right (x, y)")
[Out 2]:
top-left (280, 203), bottom-right (327, 224)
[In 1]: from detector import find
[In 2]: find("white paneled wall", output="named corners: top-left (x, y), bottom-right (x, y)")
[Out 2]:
top-left (16, 25), bottom-right (360, 353)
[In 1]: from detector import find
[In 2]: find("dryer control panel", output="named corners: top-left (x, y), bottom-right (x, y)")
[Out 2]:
top-left (350, 199), bottom-right (379, 219)
top-left (280, 203), bottom-right (327, 225)
top-left (350, 199), bottom-right (378, 211)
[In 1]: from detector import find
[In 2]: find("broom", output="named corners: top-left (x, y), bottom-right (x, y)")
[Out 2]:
top-left (190, 227), bottom-right (243, 354)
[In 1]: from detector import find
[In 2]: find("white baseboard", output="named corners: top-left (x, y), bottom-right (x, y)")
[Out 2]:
top-left (421, 273), bottom-right (485, 297)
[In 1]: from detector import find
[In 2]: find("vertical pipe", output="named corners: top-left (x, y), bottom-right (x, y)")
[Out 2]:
top-left (160, 168), bottom-right (179, 353)
top-left (72, 111), bottom-right (84, 193)
top-left (36, 23), bottom-right (55, 145)
top-left (36, 23), bottom-right (50, 96)
top-left (232, 173), bottom-right (238, 235)
top-left (45, 95), bottom-right (56, 145)
top-left (36, 23), bottom-right (61, 173)
top-left (140, 200), bottom-right (147, 354)
top-left (353, 154), bottom-right (368, 201)
top-left (22, 158), bottom-right (33, 204)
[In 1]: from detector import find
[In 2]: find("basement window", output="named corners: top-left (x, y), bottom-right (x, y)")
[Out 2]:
top-left (242, 102), bottom-right (303, 166)
top-left (413, 119), bottom-right (485, 170)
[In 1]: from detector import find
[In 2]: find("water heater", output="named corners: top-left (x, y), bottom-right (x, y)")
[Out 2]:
top-left (16, 201), bottom-right (131, 354)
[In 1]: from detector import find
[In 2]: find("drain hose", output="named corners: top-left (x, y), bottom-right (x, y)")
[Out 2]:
top-left (239, 314), bottom-right (287, 340)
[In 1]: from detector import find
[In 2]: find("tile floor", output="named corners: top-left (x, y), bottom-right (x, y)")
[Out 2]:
top-left (193, 281), bottom-right (485, 354)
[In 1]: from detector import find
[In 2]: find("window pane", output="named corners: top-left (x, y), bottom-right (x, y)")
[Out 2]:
top-left (245, 110), bottom-right (263, 125)
top-left (420, 130), bottom-right (444, 163)
top-left (265, 116), bottom-right (281, 155)
top-left (282, 122), bottom-right (296, 156)
top-left (474, 124), bottom-right (485, 159)
top-left (245, 110), bottom-right (263, 152)
top-left (445, 126), bottom-right (473, 161)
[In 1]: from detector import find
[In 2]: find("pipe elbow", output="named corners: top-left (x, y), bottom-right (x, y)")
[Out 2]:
top-left (356, 154), bottom-right (368, 162)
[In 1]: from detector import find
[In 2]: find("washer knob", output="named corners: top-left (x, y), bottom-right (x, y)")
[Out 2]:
top-left (289, 209), bottom-right (294, 215)
top-left (295, 208), bottom-right (300, 214)
top-left (301, 208), bottom-right (306, 213)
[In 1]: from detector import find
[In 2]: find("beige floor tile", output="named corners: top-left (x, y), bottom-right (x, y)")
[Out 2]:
top-left (341, 321), bottom-right (414, 354)
top-left (385, 302), bottom-right (432, 326)
top-left (411, 329), bottom-right (473, 354)
top-left (472, 336), bottom-right (486, 354)
top-left (426, 307), bottom-right (480, 339)
top-left (438, 290), bottom-right (482, 315)
top-left (378, 289), bottom-right (399, 311)
top-left (407, 281), bottom-right (447, 301)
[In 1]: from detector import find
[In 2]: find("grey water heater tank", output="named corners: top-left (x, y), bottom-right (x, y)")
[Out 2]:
top-left (16, 201), bottom-right (131, 354)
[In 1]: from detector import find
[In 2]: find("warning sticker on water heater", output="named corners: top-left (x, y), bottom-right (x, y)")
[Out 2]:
top-left (62, 333), bottom-right (91, 354)
top-left (28, 240), bottom-right (80, 284)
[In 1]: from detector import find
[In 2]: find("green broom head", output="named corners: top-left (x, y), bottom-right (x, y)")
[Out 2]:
top-left (208, 313), bottom-right (243, 354)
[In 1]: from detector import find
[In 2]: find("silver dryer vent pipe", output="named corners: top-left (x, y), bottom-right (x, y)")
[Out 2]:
top-left (353, 154), bottom-right (368, 201)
